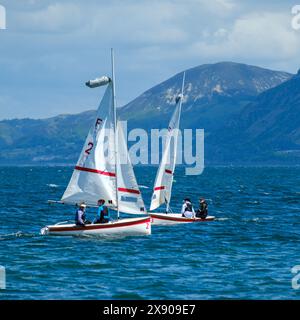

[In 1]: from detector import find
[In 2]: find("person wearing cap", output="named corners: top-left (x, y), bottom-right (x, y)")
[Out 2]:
top-left (94, 199), bottom-right (110, 224)
top-left (75, 203), bottom-right (87, 226)
top-left (196, 198), bottom-right (208, 219)
top-left (181, 198), bottom-right (195, 218)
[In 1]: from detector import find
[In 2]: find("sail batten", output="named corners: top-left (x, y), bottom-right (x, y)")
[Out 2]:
top-left (74, 166), bottom-right (116, 177)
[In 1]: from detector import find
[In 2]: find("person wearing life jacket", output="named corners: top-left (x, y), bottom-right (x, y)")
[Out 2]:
top-left (196, 198), bottom-right (208, 219)
top-left (75, 203), bottom-right (87, 226)
top-left (94, 199), bottom-right (110, 224)
top-left (181, 198), bottom-right (195, 218)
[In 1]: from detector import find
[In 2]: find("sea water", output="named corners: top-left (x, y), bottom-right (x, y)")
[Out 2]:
top-left (0, 166), bottom-right (299, 299)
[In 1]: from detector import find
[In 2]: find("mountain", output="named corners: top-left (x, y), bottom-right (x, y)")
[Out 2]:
top-left (209, 70), bottom-right (300, 164)
top-left (120, 62), bottom-right (292, 135)
top-left (0, 62), bottom-right (296, 165)
top-left (0, 111), bottom-right (95, 165)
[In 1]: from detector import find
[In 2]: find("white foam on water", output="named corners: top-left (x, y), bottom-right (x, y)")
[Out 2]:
top-left (47, 184), bottom-right (59, 188)
top-left (139, 185), bottom-right (149, 189)
top-left (0, 231), bottom-right (37, 240)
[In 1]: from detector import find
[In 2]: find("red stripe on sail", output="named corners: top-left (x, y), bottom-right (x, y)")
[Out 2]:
top-left (165, 169), bottom-right (172, 174)
top-left (118, 188), bottom-right (140, 194)
top-left (154, 186), bottom-right (165, 191)
top-left (75, 166), bottom-right (116, 177)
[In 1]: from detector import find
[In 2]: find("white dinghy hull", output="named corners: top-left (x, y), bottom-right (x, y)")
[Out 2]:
top-left (41, 217), bottom-right (151, 237)
top-left (150, 213), bottom-right (215, 225)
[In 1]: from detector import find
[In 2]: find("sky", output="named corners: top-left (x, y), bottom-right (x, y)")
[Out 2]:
top-left (0, 0), bottom-right (299, 120)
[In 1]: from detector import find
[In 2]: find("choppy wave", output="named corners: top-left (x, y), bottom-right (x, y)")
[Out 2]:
top-left (0, 231), bottom-right (37, 240)
top-left (139, 185), bottom-right (149, 189)
top-left (47, 183), bottom-right (59, 188)
top-left (215, 217), bottom-right (230, 221)
top-left (1, 166), bottom-right (299, 300)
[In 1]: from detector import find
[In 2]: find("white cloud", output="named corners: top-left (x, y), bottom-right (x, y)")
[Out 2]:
top-left (184, 11), bottom-right (300, 70)
top-left (0, 0), bottom-right (299, 119)
top-left (14, 3), bottom-right (84, 32)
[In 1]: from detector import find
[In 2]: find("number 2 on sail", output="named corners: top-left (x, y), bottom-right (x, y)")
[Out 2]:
top-left (85, 142), bottom-right (94, 155)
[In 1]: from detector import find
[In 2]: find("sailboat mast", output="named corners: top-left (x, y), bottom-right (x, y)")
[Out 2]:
top-left (179, 71), bottom-right (185, 118)
top-left (111, 48), bottom-right (120, 219)
top-left (166, 71), bottom-right (185, 213)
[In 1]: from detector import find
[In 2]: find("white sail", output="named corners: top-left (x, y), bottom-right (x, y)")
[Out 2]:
top-left (61, 82), bottom-right (117, 207)
top-left (150, 72), bottom-right (185, 211)
top-left (116, 122), bottom-right (146, 215)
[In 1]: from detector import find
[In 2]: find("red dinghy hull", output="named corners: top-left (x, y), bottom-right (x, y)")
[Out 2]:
top-left (41, 217), bottom-right (151, 236)
top-left (150, 213), bottom-right (215, 225)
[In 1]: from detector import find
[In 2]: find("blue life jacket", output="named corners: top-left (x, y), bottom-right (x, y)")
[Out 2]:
top-left (97, 205), bottom-right (110, 219)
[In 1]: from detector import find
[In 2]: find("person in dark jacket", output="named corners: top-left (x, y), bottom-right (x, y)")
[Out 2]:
top-left (196, 198), bottom-right (208, 219)
top-left (75, 203), bottom-right (87, 226)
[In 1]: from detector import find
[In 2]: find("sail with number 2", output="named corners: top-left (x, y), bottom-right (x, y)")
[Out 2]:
top-left (61, 82), bottom-right (145, 214)
top-left (62, 80), bottom-right (117, 208)
top-left (41, 50), bottom-right (150, 236)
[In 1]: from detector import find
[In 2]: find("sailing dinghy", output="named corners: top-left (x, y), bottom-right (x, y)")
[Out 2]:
top-left (149, 72), bottom-right (214, 225)
top-left (41, 50), bottom-right (151, 236)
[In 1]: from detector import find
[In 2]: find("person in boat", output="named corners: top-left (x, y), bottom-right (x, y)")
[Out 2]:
top-left (181, 198), bottom-right (195, 218)
top-left (94, 199), bottom-right (110, 224)
top-left (196, 198), bottom-right (208, 219)
top-left (75, 203), bottom-right (87, 226)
